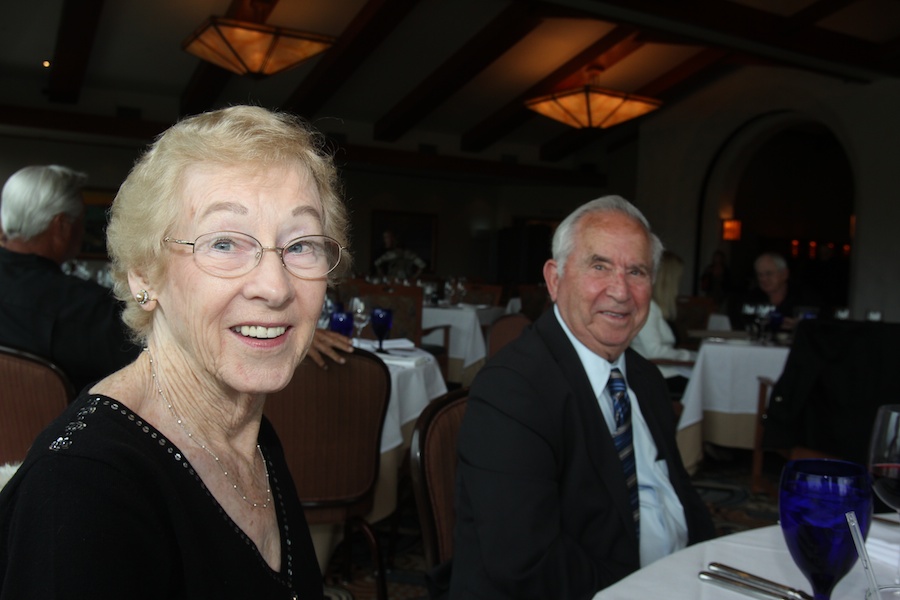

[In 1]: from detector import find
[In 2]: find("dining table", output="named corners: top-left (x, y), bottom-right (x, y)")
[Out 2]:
top-left (308, 342), bottom-right (447, 573)
top-left (422, 303), bottom-right (501, 385)
top-left (676, 337), bottom-right (791, 473)
top-left (593, 514), bottom-right (900, 599)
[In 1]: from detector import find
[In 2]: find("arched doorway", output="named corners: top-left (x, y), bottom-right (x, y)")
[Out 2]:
top-left (699, 113), bottom-right (854, 317)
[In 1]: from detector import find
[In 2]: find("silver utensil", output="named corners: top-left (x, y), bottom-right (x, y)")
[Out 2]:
top-left (704, 563), bottom-right (813, 600)
top-left (699, 571), bottom-right (792, 600)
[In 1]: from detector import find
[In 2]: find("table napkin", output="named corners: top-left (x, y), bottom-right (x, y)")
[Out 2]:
top-left (377, 352), bottom-right (429, 368)
top-left (352, 338), bottom-right (416, 351)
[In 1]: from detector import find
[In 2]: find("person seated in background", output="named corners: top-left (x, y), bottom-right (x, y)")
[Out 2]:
top-left (631, 250), bottom-right (697, 397)
top-left (449, 196), bottom-right (714, 600)
top-left (374, 229), bottom-right (426, 280)
top-left (744, 252), bottom-right (822, 330)
top-left (0, 165), bottom-right (141, 393)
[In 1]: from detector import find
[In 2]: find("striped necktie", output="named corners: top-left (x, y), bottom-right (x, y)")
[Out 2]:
top-left (607, 368), bottom-right (640, 533)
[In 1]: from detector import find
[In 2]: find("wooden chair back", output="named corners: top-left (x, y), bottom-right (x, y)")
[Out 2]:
top-left (0, 345), bottom-right (74, 464)
top-left (486, 313), bottom-right (531, 358)
top-left (337, 279), bottom-right (424, 345)
top-left (263, 349), bottom-right (391, 599)
top-left (461, 283), bottom-right (503, 307)
top-left (409, 388), bottom-right (468, 568)
top-left (515, 283), bottom-right (551, 322)
top-left (673, 295), bottom-right (717, 349)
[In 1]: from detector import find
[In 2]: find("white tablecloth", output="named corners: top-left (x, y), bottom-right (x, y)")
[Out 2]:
top-left (422, 305), bottom-right (488, 368)
top-left (679, 339), bottom-right (790, 448)
top-left (594, 517), bottom-right (900, 600)
top-left (377, 347), bottom-right (448, 453)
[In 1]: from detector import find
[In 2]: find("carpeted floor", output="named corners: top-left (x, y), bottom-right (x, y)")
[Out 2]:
top-left (323, 447), bottom-right (783, 600)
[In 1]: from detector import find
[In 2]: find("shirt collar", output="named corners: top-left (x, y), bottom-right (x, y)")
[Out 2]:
top-left (553, 305), bottom-right (627, 399)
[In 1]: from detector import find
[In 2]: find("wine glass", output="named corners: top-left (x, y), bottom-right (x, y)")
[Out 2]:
top-left (349, 297), bottom-right (370, 338)
top-left (869, 405), bottom-right (900, 585)
top-left (370, 308), bottom-right (393, 352)
top-left (328, 310), bottom-right (354, 337)
top-left (779, 458), bottom-right (873, 600)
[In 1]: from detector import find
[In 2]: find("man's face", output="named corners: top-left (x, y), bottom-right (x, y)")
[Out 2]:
top-left (544, 211), bottom-right (654, 361)
top-left (755, 256), bottom-right (788, 297)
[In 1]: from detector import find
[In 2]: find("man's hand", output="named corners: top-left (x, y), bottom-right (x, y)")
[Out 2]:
top-left (307, 328), bottom-right (354, 369)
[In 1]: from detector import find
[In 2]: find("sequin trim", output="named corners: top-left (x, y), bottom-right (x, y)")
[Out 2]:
top-left (48, 395), bottom-right (296, 591)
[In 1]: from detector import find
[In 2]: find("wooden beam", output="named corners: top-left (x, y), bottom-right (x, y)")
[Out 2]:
top-left (373, 2), bottom-right (545, 142)
top-left (461, 25), bottom-right (643, 153)
top-left (578, 0), bottom-right (898, 78)
top-left (284, 0), bottom-right (421, 119)
top-left (46, 0), bottom-right (105, 103)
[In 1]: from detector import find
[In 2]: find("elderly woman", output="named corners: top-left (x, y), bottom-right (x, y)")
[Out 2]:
top-left (0, 106), bottom-right (350, 599)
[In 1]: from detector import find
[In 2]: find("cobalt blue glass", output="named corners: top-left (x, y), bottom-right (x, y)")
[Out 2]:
top-left (328, 311), bottom-right (354, 337)
top-left (779, 459), bottom-right (873, 600)
top-left (370, 308), bottom-right (393, 352)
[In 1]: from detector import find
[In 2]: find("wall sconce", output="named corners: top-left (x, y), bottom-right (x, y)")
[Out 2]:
top-left (721, 219), bottom-right (742, 241)
top-left (183, 17), bottom-right (334, 78)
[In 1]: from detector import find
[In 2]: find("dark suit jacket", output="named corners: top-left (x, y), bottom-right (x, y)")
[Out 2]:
top-left (0, 248), bottom-right (141, 393)
top-left (449, 310), bottom-right (714, 600)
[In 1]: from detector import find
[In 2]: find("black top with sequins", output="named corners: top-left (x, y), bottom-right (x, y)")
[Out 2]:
top-left (0, 393), bottom-right (323, 600)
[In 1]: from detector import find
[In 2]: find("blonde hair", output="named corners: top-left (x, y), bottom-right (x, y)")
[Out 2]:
top-left (653, 251), bottom-right (684, 321)
top-left (106, 105), bottom-right (351, 343)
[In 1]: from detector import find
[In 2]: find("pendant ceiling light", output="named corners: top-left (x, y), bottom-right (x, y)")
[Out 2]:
top-left (525, 72), bottom-right (661, 130)
top-left (183, 17), bottom-right (334, 78)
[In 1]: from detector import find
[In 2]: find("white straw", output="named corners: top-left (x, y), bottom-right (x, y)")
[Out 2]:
top-left (847, 510), bottom-right (881, 600)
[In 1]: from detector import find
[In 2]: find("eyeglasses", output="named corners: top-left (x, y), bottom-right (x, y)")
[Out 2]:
top-left (164, 231), bottom-right (344, 280)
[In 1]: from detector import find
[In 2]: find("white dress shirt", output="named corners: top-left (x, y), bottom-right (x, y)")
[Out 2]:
top-left (554, 306), bottom-right (689, 566)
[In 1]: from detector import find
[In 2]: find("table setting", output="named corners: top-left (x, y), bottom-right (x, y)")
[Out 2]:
top-left (597, 407), bottom-right (900, 600)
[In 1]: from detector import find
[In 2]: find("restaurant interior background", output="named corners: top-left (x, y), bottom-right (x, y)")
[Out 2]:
top-left (2, 0), bottom-right (899, 320)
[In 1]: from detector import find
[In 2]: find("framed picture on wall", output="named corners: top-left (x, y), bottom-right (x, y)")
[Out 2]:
top-left (371, 210), bottom-right (437, 275)
top-left (80, 189), bottom-right (115, 258)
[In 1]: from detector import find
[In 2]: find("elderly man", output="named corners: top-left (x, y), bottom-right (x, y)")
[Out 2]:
top-left (449, 196), bottom-right (714, 599)
top-left (0, 165), bottom-right (142, 393)
top-left (749, 252), bottom-right (822, 329)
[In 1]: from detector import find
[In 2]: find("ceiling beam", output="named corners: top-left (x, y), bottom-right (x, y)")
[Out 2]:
top-left (373, 2), bottom-right (546, 142)
top-left (580, 0), bottom-right (899, 79)
top-left (46, 0), bottom-right (105, 103)
top-left (284, 0), bottom-right (421, 119)
top-left (180, 0), bottom-right (281, 116)
top-left (461, 25), bottom-right (643, 153)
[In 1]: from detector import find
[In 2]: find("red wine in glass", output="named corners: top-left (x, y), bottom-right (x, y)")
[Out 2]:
top-left (868, 404), bottom-right (900, 585)
top-left (872, 463), bottom-right (900, 511)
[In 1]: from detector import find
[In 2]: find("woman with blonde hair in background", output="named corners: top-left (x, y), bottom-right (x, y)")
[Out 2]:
top-left (631, 250), bottom-right (696, 397)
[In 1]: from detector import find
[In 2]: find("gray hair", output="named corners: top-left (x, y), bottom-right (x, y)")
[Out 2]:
top-left (755, 252), bottom-right (787, 272)
top-left (551, 195), bottom-right (664, 277)
top-left (1, 165), bottom-right (87, 241)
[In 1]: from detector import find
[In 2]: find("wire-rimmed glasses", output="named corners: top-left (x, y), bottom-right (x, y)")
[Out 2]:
top-left (164, 231), bottom-right (343, 280)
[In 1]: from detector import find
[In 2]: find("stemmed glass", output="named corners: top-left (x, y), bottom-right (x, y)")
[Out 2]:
top-left (779, 459), bottom-right (873, 600)
top-left (328, 309), bottom-right (353, 337)
top-left (349, 297), bottom-right (370, 338)
top-left (370, 308), bottom-right (393, 353)
top-left (869, 405), bottom-right (900, 585)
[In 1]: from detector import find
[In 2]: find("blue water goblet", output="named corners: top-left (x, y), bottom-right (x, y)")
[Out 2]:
top-left (370, 308), bottom-right (393, 352)
top-left (328, 310), bottom-right (354, 337)
top-left (780, 459), bottom-right (873, 600)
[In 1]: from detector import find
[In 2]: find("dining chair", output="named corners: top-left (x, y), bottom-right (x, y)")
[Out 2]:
top-left (409, 388), bottom-right (469, 569)
top-left (673, 295), bottom-right (718, 350)
top-left (0, 345), bottom-right (75, 464)
top-left (485, 313), bottom-right (531, 359)
top-left (460, 283), bottom-right (503, 307)
top-left (514, 283), bottom-right (552, 322)
top-left (753, 319), bottom-right (900, 495)
top-left (263, 349), bottom-right (391, 600)
top-left (338, 279), bottom-right (452, 379)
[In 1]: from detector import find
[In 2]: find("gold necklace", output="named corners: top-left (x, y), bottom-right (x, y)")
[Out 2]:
top-left (145, 347), bottom-right (271, 509)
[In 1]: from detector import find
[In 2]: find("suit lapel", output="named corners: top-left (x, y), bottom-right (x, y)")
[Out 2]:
top-left (534, 313), bottom-right (638, 538)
